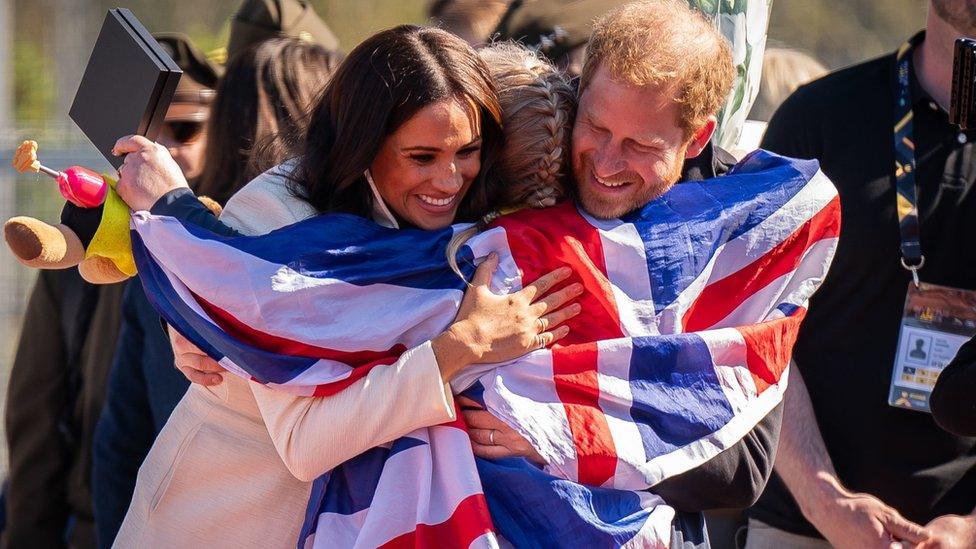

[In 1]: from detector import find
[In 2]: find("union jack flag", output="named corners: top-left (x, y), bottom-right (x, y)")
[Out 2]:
top-left (131, 150), bottom-right (839, 548)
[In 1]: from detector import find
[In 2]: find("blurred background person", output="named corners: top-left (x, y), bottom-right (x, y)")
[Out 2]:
top-left (749, 47), bottom-right (828, 122)
top-left (732, 46), bottom-right (827, 157)
top-left (154, 34), bottom-right (222, 185)
top-left (492, 0), bottom-right (625, 77)
top-left (1, 34), bottom-right (218, 549)
top-left (226, 0), bottom-right (339, 60)
top-left (427, 0), bottom-right (513, 47)
top-left (194, 38), bottom-right (342, 204)
top-left (747, 1), bottom-right (976, 547)
top-left (91, 34), bottom-right (341, 549)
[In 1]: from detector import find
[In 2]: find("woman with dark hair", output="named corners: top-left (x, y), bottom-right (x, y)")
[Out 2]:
top-left (92, 37), bottom-right (344, 547)
top-left (111, 27), bottom-right (578, 547)
top-left (195, 38), bottom-right (343, 205)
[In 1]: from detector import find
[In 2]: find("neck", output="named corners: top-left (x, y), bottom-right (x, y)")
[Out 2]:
top-left (914, 9), bottom-right (966, 109)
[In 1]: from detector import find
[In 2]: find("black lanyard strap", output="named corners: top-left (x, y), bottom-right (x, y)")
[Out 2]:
top-left (893, 35), bottom-right (926, 286)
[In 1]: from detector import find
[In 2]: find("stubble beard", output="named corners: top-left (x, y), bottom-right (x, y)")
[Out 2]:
top-left (572, 153), bottom-right (684, 220)
top-left (932, 0), bottom-right (976, 36)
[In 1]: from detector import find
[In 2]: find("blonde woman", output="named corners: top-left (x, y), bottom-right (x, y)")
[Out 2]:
top-left (110, 32), bottom-right (576, 548)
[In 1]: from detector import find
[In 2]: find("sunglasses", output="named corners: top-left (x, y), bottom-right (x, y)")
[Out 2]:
top-left (162, 121), bottom-right (206, 144)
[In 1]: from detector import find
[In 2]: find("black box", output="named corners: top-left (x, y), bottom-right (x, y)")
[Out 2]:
top-left (950, 38), bottom-right (976, 130)
top-left (69, 8), bottom-right (182, 169)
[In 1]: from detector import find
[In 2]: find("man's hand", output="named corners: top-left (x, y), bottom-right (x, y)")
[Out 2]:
top-left (916, 513), bottom-right (976, 549)
top-left (112, 135), bottom-right (189, 211)
top-left (457, 396), bottom-right (546, 466)
top-left (168, 326), bottom-right (224, 386)
top-left (804, 478), bottom-right (930, 549)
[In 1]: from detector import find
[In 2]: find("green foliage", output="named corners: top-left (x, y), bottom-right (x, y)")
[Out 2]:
top-left (13, 40), bottom-right (55, 122)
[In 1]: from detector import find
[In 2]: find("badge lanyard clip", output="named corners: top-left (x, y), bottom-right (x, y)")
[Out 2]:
top-left (900, 256), bottom-right (925, 288)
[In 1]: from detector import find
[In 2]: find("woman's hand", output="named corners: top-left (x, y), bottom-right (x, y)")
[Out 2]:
top-left (168, 325), bottom-right (225, 386)
top-left (458, 396), bottom-right (547, 466)
top-left (112, 135), bottom-right (190, 211)
top-left (431, 253), bottom-right (582, 380)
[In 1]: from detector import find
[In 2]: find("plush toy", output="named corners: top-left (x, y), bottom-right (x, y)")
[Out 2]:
top-left (6, 140), bottom-right (220, 284)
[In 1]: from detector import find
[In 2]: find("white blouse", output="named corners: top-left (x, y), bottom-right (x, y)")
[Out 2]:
top-left (221, 163), bottom-right (457, 480)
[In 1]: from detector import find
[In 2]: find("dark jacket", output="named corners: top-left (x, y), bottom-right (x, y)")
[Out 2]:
top-left (91, 280), bottom-right (190, 548)
top-left (931, 336), bottom-right (976, 437)
top-left (3, 270), bottom-right (124, 549)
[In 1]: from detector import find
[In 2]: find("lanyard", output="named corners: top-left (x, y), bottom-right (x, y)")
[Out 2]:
top-left (893, 35), bottom-right (926, 286)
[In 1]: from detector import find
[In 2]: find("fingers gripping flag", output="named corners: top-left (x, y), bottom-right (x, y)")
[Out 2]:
top-left (131, 151), bottom-right (839, 548)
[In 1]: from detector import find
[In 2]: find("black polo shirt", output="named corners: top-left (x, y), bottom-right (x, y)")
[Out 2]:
top-left (932, 335), bottom-right (976, 437)
top-left (749, 32), bottom-right (976, 537)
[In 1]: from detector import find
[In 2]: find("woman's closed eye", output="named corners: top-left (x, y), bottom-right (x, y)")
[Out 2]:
top-left (409, 153), bottom-right (436, 165)
top-left (457, 145), bottom-right (480, 158)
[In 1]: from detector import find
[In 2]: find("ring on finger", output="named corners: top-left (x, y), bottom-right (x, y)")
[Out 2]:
top-left (537, 317), bottom-right (547, 332)
top-left (489, 429), bottom-right (496, 445)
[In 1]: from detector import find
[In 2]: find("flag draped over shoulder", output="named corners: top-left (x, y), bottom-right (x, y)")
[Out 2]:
top-left (130, 150), bottom-right (840, 548)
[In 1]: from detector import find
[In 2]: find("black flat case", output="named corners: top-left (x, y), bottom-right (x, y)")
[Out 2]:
top-left (69, 8), bottom-right (182, 169)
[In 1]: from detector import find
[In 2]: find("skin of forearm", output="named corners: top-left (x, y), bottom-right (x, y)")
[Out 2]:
top-left (430, 321), bottom-right (480, 381)
top-left (774, 363), bottom-right (845, 522)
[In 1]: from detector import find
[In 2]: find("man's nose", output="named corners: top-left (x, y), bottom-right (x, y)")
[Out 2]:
top-left (591, 146), bottom-right (626, 179)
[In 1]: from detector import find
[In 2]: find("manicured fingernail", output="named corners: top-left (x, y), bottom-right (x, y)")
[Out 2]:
top-left (571, 283), bottom-right (584, 294)
top-left (558, 267), bottom-right (571, 276)
top-left (570, 303), bottom-right (582, 313)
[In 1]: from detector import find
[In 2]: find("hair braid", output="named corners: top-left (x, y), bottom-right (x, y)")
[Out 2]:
top-left (480, 42), bottom-right (575, 209)
top-left (446, 43), bottom-right (576, 280)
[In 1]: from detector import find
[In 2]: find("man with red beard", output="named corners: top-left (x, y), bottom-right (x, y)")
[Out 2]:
top-left (463, 1), bottom-right (782, 546)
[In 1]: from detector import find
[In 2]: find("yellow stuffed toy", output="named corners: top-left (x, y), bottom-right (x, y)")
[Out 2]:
top-left (6, 140), bottom-right (220, 284)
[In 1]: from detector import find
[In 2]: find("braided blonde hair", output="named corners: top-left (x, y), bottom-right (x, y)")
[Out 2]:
top-left (481, 42), bottom-right (574, 209)
top-left (447, 42), bottom-right (575, 279)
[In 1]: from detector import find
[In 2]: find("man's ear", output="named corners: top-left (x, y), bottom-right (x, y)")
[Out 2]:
top-left (684, 116), bottom-right (718, 159)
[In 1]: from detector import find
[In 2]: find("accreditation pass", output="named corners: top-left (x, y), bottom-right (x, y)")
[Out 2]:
top-left (889, 282), bottom-right (976, 412)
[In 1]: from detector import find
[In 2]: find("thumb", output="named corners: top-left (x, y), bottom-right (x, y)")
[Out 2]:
top-left (112, 134), bottom-right (153, 156)
top-left (882, 513), bottom-right (930, 544)
top-left (470, 252), bottom-right (498, 287)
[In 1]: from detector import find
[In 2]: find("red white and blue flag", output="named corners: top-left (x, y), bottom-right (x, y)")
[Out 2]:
top-left (130, 151), bottom-right (839, 548)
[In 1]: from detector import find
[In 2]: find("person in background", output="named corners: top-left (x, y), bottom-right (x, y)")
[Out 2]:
top-left (931, 336), bottom-right (976, 437)
top-left (493, 0), bottom-right (627, 77)
top-left (732, 47), bottom-right (827, 158)
top-left (747, 1), bottom-right (976, 547)
top-left (1, 34), bottom-right (217, 549)
top-left (3, 273), bottom-right (123, 549)
top-left (154, 34), bottom-right (220, 186)
top-left (749, 47), bottom-right (828, 123)
top-left (91, 37), bottom-right (340, 548)
top-left (225, 0), bottom-right (339, 63)
top-left (427, 0), bottom-right (513, 47)
top-left (194, 39), bottom-right (342, 205)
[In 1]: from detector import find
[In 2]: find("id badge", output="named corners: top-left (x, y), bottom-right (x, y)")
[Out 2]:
top-left (889, 282), bottom-right (976, 412)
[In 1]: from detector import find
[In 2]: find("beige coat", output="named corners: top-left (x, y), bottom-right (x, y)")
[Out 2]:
top-left (114, 166), bottom-right (456, 548)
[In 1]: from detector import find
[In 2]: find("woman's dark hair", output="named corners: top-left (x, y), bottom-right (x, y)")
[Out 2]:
top-left (196, 38), bottom-right (343, 205)
top-left (296, 25), bottom-right (504, 222)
